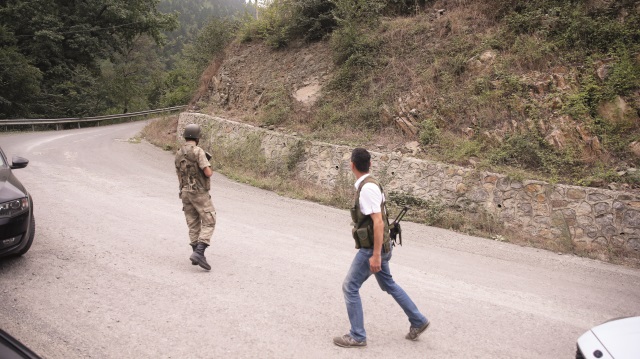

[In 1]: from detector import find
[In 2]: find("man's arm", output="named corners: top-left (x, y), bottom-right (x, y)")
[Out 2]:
top-left (196, 148), bottom-right (213, 177)
top-left (369, 212), bottom-right (383, 273)
top-left (203, 166), bottom-right (213, 177)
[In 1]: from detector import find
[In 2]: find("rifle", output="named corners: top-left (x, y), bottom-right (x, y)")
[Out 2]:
top-left (389, 206), bottom-right (409, 247)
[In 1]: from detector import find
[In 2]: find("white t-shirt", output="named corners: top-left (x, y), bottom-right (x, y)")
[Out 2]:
top-left (354, 174), bottom-right (385, 215)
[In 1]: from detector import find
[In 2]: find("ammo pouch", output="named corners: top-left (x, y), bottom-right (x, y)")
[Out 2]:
top-left (352, 225), bottom-right (391, 253)
top-left (351, 207), bottom-right (372, 249)
top-left (352, 226), bottom-right (372, 249)
top-left (351, 208), bottom-right (391, 253)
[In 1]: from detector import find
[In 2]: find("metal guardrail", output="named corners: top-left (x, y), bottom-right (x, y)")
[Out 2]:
top-left (0, 106), bottom-right (187, 130)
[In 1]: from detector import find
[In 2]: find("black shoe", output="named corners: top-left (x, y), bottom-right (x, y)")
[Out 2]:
top-left (189, 243), bottom-right (211, 270)
top-left (190, 244), bottom-right (198, 265)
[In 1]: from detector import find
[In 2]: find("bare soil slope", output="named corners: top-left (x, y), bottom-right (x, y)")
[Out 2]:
top-left (194, 41), bottom-right (335, 130)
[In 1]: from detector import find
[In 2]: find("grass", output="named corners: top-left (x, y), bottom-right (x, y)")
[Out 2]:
top-left (258, 85), bottom-right (293, 127)
top-left (139, 115), bottom-right (180, 152)
top-left (206, 131), bottom-right (356, 209)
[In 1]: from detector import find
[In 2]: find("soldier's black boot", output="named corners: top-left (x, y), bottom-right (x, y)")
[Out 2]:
top-left (190, 244), bottom-right (198, 265)
top-left (190, 243), bottom-right (211, 270)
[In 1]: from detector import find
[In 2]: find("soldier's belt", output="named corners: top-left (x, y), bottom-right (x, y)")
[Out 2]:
top-left (181, 186), bottom-right (208, 193)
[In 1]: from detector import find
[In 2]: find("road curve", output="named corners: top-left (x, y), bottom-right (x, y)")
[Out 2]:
top-left (1, 121), bottom-right (639, 358)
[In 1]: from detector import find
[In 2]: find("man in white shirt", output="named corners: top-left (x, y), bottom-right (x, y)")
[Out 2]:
top-left (333, 148), bottom-right (430, 348)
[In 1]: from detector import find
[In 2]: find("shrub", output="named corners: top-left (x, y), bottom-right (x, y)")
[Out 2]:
top-left (239, 0), bottom-right (338, 48)
top-left (328, 23), bottom-right (383, 93)
top-left (563, 75), bottom-right (605, 119)
top-left (383, 0), bottom-right (429, 16)
top-left (259, 85), bottom-right (292, 126)
top-left (327, 63), bottom-right (361, 92)
top-left (211, 132), bottom-right (269, 176)
top-left (490, 132), bottom-right (546, 168)
top-left (314, 102), bottom-right (347, 129)
top-left (331, 0), bottom-right (385, 25)
top-left (489, 131), bottom-right (577, 177)
top-left (286, 140), bottom-right (306, 171)
top-left (419, 118), bottom-right (440, 146)
top-left (330, 23), bottom-right (382, 66)
top-left (473, 77), bottom-right (493, 95)
top-left (258, 2), bottom-right (294, 49)
top-left (347, 96), bottom-right (383, 129)
top-left (510, 34), bottom-right (557, 70)
top-left (606, 47), bottom-right (640, 97)
top-left (437, 132), bottom-right (487, 164)
top-left (497, 0), bottom-right (640, 56)
top-left (292, 0), bottom-right (337, 41)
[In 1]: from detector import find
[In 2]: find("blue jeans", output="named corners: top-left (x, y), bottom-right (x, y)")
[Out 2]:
top-left (342, 247), bottom-right (428, 341)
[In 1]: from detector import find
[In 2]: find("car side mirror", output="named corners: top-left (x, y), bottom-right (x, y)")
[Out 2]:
top-left (10, 156), bottom-right (29, 169)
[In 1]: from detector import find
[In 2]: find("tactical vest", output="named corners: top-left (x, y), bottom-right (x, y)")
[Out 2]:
top-left (350, 176), bottom-right (391, 253)
top-left (175, 143), bottom-right (210, 192)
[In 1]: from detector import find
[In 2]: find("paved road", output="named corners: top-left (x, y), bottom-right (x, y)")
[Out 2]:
top-left (1, 121), bottom-right (639, 359)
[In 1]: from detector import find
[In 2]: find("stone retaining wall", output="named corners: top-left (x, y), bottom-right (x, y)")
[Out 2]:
top-left (179, 112), bottom-right (640, 255)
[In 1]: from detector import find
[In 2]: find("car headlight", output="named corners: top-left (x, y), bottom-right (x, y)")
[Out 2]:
top-left (0, 197), bottom-right (29, 217)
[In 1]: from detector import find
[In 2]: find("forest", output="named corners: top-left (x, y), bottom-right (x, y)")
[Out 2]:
top-left (0, 0), bottom-right (248, 119)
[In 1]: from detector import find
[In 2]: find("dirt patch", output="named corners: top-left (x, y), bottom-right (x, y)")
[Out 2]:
top-left (193, 40), bottom-right (333, 121)
top-left (293, 82), bottom-right (321, 105)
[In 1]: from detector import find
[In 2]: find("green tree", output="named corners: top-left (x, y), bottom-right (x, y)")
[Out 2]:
top-left (0, 0), bottom-right (177, 118)
top-left (161, 17), bottom-right (239, 106)
top-left (0, 45), bottom-right (42, 118)
top-left (101, 36), bottom-right (164, 113)
top-left (158, 0), bottom-right (248, 68)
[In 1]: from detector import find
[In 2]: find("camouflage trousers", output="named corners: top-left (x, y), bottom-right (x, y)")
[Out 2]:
top-left (181, 190), bottom-right (216, 245)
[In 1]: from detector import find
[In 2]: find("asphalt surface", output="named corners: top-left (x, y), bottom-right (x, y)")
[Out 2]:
top-left (1, 121), bottom-right (639, 359)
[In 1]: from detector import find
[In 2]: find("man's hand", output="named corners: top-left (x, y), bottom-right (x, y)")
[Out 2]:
top-left (369, 254), bottom-right (381, 273)
top-left (203, 166), bottom-right (213, 178)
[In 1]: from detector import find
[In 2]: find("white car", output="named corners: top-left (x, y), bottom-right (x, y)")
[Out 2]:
top-left (576, 316), bottom-right (640, 359)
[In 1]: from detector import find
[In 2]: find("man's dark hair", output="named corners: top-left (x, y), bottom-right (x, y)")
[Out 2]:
top-left (351, 148), bottom-right (371, 173)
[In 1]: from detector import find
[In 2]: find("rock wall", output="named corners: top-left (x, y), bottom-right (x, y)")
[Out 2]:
top-left (179, 112), bottom-right (640, 255)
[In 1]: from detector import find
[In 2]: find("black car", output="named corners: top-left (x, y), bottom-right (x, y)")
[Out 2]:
top-left (0, 146), bottom-right (34, 258)
top-left (0, 329), bottom-right (41, 359)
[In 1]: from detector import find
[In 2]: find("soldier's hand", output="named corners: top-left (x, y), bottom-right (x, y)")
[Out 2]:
top-left (369, 255), bottom-right (381, 273)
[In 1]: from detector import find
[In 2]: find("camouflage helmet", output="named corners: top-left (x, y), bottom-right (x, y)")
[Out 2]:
top-left (183, 124), bottom-right (201, 140)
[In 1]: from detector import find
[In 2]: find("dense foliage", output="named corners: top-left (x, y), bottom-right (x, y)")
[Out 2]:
top-left (162, 17), bottom-right (240, 106)
top-left (239, 0), bottom-right (429, 48)
top-left (0, 0), bottom-right (248, 119)
top-left (158, 0), bottom-right (247, 67)
top-left (0, 0), bottom-right (177, 118)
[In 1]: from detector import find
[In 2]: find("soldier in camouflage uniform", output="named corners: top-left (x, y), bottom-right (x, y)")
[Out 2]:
top-left (175, 124), bottom-right (215, 271)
